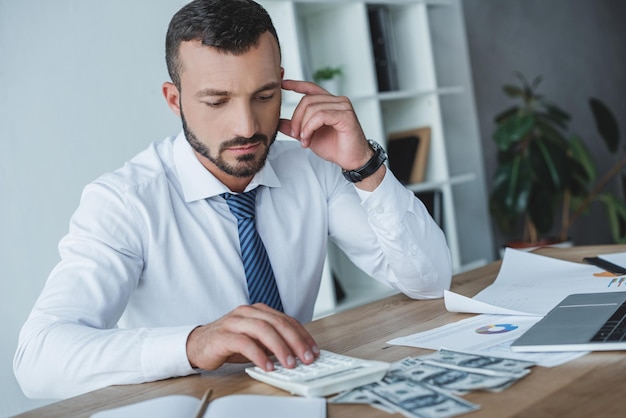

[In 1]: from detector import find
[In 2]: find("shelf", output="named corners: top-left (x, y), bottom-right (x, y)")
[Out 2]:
top-left (263, 0), bottom-right (494, 317)
top-left (405, 172), bottom-right (476, 193)
top-left (283, 86), bottom-right (464, 107)
top-left (352, 86), bottom-right (464, 102)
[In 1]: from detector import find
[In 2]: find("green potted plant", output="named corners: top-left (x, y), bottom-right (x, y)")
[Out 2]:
top-left (312, 66), bottom-right (343, 95)
top-left (489, 72), bottom-right (626, 248)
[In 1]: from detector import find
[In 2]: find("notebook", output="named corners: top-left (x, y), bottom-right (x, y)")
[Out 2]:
top-left (511, 291), bottom-right (626, 352)
top-left (91, 394), bottom-right (326, 418)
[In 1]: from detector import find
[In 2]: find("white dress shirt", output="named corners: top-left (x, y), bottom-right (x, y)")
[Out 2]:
top-left (14, 132), bottom-right (451, 399)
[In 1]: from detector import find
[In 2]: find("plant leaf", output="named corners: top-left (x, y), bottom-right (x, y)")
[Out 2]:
top-left (490, 157), bottom-right (532, 215)
top-left (513, 71), bottom-right (529, 88)
top-left (494, 106), bottom-right (519, 124)
top-left (488, 198), bottom-right (517, 235)
top-left (543, 104), bottom-right (571, 129)
top-left (567, 157), bottom-right (592, 195)
top-left (531, 75), bottom-right (543, 91)
top-left (503, 85), bottom-right (524, 98)
top-left (490, 161), bottom-right (522, 235)
top-left (567, 135), bottom-right (596, 182)
top-left (589, 98), bottom-right (620, 153)
top-left (598, 193), bottom-right (626, 243)
top-left (530, 139), bottom-right (567, 191)
top-left (493, 113), bottom-right (534, 151)
top-left (527, 185), bottom-right (556, 235)
top-left (535, 117), bottom-right (568, 146)
top-left (506, 157), bottom-right (533, 213)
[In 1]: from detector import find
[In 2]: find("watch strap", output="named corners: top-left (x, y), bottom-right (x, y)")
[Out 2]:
top-left (342, 140), bottom-right (388, 183)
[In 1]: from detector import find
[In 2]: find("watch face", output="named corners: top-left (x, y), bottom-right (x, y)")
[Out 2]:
top-left (369, 140), bottom-right (388, 159)
top-left (368, 140), bottom-right (381, 153)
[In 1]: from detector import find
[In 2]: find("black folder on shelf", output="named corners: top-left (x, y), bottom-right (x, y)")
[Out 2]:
top-left (367, 5), bottom-right (398, 92)
top-left (387, 135), bottom-right (420, 185)
top-left (415, 190), bottom-right (444, 230)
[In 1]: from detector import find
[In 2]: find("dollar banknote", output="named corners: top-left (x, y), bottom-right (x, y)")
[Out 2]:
top-left (329, 383), bottom-right (395, 413)
top-left (368, 379), bottom-right (480, 418)
top-left (418, 349), bottom-right (535, 377)
top-left (330, 349), bottom-right (535, 417)
top-left (387, 357), bottom-right (526, 394)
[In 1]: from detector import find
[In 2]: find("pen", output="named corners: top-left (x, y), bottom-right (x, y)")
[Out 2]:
top-left (194, 388), bottom-right (213, 418)
top-left (583, 256), bottom-right (626, 275)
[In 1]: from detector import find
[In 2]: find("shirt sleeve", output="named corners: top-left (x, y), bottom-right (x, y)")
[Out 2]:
top-left (13, 180), bottom-right (198, 400)
top-left (328, 168), bottom-right (452, 299)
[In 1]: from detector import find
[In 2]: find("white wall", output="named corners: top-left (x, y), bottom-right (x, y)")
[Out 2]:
top-left (0, 1), bottom-right (185, 415)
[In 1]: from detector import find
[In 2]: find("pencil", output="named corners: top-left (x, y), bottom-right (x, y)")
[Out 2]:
top-left (193, 388), bottom-right (213, 418)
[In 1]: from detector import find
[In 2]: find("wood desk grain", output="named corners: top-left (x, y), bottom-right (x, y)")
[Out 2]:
top-left (15, 245), bottom-right (626, 418)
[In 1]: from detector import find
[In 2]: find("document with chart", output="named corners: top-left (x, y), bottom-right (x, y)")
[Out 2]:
top-left (444, 248), bottom-right (626, 316)
top-left (387, 313), bottom-right (585, 367)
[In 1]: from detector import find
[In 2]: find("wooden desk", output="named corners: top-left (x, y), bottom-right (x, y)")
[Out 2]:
top-left (16, 245), bottom-right (626, 418)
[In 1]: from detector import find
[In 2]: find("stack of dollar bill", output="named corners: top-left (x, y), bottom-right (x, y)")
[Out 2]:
top-left (330, 349), bottom-right (535, 418)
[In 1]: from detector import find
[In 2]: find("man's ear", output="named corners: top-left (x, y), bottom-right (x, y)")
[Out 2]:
top-left (162, 82), bottom-right (181, 117)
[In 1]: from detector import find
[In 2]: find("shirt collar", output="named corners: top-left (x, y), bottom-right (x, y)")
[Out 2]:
top-left (173, 131), bottom-right (281, 202)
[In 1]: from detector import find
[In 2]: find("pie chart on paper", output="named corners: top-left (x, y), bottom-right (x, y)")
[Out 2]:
top-left (475, 324), bottom-right (519, 334)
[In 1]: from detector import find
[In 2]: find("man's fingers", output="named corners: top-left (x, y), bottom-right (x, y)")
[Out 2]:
top-left (286, 95), bottom-right (353, 143)
top-left (282, 79), bottom-right (328, 96)
top-left (187, 325), bottom-right (262, 370)
top-left (223, 333), bottom-right (276, 371)
top-left (252, 303), bottom-right (320, 363)
top-left (278, 119), bottom-right (298, 141)
top-left (186, 305), bottom-right (319, 373)
top-left (236, 304), bottom-right (319, 366)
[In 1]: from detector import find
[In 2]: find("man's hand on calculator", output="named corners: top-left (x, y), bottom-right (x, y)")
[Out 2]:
top-left (246, 350), bottom-right (390, 397)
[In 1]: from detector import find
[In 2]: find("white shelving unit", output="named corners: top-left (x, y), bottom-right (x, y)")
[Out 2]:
top-left (258, 0), bottom-right (494, 317)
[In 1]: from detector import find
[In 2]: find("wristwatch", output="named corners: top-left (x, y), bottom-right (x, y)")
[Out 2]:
top-left (342, 140), bottom-right (388, 183)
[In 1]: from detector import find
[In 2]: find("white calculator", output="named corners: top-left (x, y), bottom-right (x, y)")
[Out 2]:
top-left (245, 350), bottom-right (390, 397)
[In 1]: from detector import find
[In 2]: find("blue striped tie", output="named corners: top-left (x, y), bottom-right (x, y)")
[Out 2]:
top-left (222, 188), bottom-right (284, 312)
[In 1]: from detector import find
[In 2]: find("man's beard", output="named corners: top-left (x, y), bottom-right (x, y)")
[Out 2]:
top-left (181, 108), bottom-right (277, 178)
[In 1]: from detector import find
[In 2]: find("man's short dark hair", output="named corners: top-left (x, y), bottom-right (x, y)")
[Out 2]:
top-left (165, 0), bottom-right (280, 89)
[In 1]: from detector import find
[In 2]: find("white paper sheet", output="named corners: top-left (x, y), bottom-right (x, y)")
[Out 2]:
top-left (387, 314), bottom-right (586, 367)
top-left (91, 395), bottom-right (199, 418)
top-left (443, 290), bottom-right (533, 316)
top-left (91, 394), bottom-right (326, 418)
top-left (445, 248), bottom-right (626, 316)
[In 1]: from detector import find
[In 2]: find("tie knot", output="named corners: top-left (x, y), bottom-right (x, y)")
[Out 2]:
top-left (222, 188), bottom-right (258, 220)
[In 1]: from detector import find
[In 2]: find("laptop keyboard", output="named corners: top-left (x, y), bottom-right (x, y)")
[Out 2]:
top-left (591, 301), bottom-right (626, 342)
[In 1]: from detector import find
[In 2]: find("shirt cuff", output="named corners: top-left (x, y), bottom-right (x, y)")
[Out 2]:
top-left (141, 325), bottom-right (198, 381)
top-left (354, 169), bottom-right (412, 231)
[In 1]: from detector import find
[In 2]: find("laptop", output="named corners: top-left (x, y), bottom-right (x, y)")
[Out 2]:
top-left (511, 291), bottom-right (626, 352)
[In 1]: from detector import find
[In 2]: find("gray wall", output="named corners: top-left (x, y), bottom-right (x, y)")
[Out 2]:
top-left (0, 1), bottom-right (184, 415)
top-left (463, 0), bottom-right (626, 253)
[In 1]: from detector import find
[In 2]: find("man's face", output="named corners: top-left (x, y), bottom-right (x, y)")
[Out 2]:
top-left (173, 33), bottom-right (283, 182)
